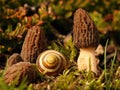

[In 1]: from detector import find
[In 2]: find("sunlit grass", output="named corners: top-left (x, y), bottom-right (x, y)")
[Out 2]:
top-left (0, 40), bottom-right (120, 90)
top-left (0, 1), bottom-right (120, 89)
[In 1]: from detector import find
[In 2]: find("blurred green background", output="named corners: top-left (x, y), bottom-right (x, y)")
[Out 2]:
top-left (0, 0), bottom-right (120, 90)
top-left (0, 0), bottom-right (120, 57)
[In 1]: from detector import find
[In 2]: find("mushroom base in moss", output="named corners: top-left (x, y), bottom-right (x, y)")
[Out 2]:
top-left (77, 48), bottom-right (99, 75)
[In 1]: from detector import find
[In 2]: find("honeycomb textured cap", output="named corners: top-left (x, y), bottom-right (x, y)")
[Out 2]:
top-left (73, 8), bottom-right (100, 48)
top-left (7, 53), bottom-right (23, 67)
top-left (3, 62), bottom-right (37, 85)
top-left (20, 25), bottom-right (47, 63)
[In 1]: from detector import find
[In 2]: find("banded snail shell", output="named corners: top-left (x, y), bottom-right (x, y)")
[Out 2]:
top-left (36, 50), bottom-right (67, 76)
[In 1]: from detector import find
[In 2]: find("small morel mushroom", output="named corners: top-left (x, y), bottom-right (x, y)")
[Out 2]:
top-left (6, 53), bottom-right (23, 67)
top-left (20, 25), bottom-right (47, 63)
top-left (73, 8), bottom-right (100, 74)
top-left (3, 62), bottom-right (37, 85)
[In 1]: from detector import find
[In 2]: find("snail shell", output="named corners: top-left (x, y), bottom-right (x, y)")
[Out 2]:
top-left (36, 50), bottom-right (67, 76)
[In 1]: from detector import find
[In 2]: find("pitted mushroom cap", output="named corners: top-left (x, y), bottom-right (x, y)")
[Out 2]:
top-left (73, 8), bottom-right (99, 49)
top-left (4, 62), bottom-right (37, 85)
top-left (7, 53), bottom-right (23, 67)
top-left (20, 25), bottom-right (47, 63)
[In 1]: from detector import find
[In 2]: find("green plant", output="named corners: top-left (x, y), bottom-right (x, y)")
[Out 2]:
top-left (0, 0), bottom-right (120, 90)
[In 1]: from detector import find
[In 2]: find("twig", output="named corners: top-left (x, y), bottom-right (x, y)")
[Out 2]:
top-left (49, 25), bottom-right (66, 39)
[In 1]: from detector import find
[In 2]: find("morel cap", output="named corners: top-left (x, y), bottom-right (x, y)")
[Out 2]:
top-left (73, 8), bottom-right (100, 49)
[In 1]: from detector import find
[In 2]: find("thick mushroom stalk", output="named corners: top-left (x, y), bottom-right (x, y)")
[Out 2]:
top-left (78, 48), bottom-right (99, 74)
top-left (73, 8), bottom-right (100, 75)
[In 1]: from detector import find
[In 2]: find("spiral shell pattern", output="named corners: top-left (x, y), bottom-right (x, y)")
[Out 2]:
top-left (36, 50), bottom-right (67, 76)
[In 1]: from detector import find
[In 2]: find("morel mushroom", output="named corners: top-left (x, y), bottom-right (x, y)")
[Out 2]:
top-left (3, 62), bottom-right (37, 85)
top-left (20, 25), bottom-right (47, 63)
top-left (73, 8), bottom-right (100, 74)
top-left (6, 53), bottom-right (23, 67)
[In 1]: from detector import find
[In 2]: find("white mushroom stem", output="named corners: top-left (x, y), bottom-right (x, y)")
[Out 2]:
top-left (77, 47), bottom-right (99, 75)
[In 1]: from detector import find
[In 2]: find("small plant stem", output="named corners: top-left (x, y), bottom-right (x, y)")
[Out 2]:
top-left (97, 70), bottom-right (105, 84)
top-left (49, 24), bottom-right (66, 39)
top-left (104, 40), bottom-right (109, 90)
top-left (115, 79), bottom-right (120, 90)
top-left (104, 39), bottom-right (117, 90)
top-left (108, 50), bottom-right (117, 86)
top-left (88, 58), bottom-right (92, 82)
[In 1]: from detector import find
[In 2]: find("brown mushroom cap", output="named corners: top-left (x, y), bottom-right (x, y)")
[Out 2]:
top-left (7, 53), bottom-right (23, 67)
top-left (73, 8), bottom-right (100, 49)
top-left (20, 25), bottom-right (47, 63)
top-left (4, 62), bottom-right (37, 85)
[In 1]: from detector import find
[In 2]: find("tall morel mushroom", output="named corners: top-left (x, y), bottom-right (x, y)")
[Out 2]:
top-left (73, 8), bottom-right (100, 74)
top-left (20, 25), bottom-right (47, 63)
